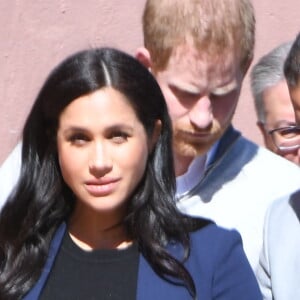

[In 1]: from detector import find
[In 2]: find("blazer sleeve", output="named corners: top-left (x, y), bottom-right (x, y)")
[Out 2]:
top-left (211, 229), bottom-right (262, 300)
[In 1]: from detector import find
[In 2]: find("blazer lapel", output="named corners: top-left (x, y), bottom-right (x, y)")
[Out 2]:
top-left (23, 223), bottom-right (66, 300)
top-left (136, 247), bottom-right (192, 299)
top-left (23, 224), bottom-right (193, 299)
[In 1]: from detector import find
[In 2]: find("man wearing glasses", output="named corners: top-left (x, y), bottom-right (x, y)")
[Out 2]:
top-left (251, 41), bottom-right (300, 165)
top-left (257, 33), bottom-right (300, 300)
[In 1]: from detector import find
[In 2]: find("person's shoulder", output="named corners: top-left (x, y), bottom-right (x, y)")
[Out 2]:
top-left (257, 146), bottom-right (299, 166)
top-left (185, 219), bottom-right (261, 299)
top-left (0, 142), bottom-right (23, 208)
top-left (239, 134), bottom-right (298, 167)
top-left (190, 221), bottom-right (241, 239)
top-left (187, 222), bottom-right (253, 278)
top-left (189, 221), bottom-right (242, 253)
top-left (238, 134), bottom-right (300, 177)
top-left (0, 142), bottom-right (22, 170)
top-left (267, 189), bottom-right (300, 221)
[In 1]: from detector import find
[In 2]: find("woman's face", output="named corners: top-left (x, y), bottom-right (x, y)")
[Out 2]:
top-left (56, 87), bottom-right (152, 220)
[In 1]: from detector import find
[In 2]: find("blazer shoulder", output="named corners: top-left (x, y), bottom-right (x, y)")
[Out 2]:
top-left (267, 189), bottom-right (300, 222)
top-left (189, 223), bottom-right (243, 263)
top-left (187, 224), bottom-right (262, 299)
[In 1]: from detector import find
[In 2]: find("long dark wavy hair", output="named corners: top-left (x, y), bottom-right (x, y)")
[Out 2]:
top-left (0, 48), bottom-right (204, 299)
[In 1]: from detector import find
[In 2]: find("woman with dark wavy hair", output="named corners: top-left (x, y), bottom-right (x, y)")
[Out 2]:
top-left (0, 48), bottom-right (261, 300)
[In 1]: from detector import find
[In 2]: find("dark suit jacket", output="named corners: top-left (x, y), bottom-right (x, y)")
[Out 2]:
top-left (23, 222), bottom-right (262, 299)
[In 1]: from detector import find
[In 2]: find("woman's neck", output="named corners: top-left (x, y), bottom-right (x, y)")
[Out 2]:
top-left (68, 207), bottom-right (132, 250)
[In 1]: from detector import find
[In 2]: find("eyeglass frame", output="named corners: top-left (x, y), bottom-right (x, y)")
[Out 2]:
top-left (266, 125), bottom-right (300, 152)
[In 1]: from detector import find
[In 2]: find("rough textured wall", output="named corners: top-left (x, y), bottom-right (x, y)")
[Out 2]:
top-left (0, 0), bottom-right (299, 163)
top-left (0, 0), bottom-right (145, 162)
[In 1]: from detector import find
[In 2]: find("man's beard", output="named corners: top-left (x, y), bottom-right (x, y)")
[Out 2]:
top-left (172, 121), bottom-right (226, 158)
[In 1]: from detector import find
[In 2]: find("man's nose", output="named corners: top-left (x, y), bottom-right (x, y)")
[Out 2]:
top-left (188, 96), bottom-right (213, 130)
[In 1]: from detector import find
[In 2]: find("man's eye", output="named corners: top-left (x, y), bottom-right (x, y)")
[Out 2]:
top-left (279, 128), bottom-right (300, 138)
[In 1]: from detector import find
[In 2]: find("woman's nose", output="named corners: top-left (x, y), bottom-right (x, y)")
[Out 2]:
top-left (89, 143), bottom-right (113, 176)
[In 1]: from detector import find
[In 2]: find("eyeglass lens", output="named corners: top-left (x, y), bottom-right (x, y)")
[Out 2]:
top-left (271, 126), bottom-right (300, 151)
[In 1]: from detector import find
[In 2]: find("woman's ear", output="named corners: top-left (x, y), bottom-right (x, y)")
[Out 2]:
top-left (149, 120), bottom-right (162, 152)
top-left (135, 47), bottom-right (153, 71)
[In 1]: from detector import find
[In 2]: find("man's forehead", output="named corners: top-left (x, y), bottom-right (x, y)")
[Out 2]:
top-left (165, 46), bottom-right (241, 89)
top-left (169, 45), bottom-right (239, 76)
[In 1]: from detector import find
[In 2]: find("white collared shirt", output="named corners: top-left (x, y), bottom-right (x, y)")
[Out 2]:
top-left (176, 141), bottom-right (219, 197)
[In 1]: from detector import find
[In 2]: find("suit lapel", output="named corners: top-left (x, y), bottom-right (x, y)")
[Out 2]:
top-left (136, 247), bottom-right (192, 299)
top-left (23, 223), bottom-right (193, 299)
top-left (23, 223), bottom-right (66, 300)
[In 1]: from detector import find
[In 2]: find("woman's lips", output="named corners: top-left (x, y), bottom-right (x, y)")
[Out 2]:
top-left (84, 178), bottom-right (120, 196)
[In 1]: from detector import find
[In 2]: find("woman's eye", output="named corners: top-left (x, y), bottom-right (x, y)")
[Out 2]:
top-left (110, 132), bottom-right (129, 143)
top-left (69, 133), bottom-right (89, 145)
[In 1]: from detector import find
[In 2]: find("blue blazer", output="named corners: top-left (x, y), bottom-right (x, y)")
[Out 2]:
top-left (23, 222), bottom-right (262, 300)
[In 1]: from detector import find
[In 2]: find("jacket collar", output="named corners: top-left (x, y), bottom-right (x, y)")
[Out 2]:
top-left (207, 125), bottom-right (241, 168)
top-left (177, 125), bottom-right (257, 202)
top-left (23, 223), bottom-right (192, 300)
top-left (23, 223), bottom-right (66, 300)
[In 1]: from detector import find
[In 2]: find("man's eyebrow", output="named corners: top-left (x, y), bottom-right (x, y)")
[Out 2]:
top-left (274, 120), bottom-right (297, 128)
top-left (211, 81), bottom-right (238, 96)
top-left (169, 80), bottom-right (201, 95)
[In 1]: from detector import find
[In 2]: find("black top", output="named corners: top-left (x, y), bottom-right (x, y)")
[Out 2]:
top-left (40, 231), bottom-right (139, 300)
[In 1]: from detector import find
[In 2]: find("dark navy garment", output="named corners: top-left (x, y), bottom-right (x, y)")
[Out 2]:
top-left (24, 222), bottom-right (262, 300)
top-left (40, 231), bottom-right (139, 300)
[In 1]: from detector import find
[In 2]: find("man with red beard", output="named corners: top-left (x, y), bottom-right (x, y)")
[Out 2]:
top-left (136, 0), bottom-right (300, 270)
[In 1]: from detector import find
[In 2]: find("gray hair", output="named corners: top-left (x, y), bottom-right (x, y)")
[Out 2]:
top-left (250, 41), bottom-right (292, 123)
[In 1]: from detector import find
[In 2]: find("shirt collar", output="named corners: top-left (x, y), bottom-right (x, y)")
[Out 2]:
top-left (176, 140), bottom-right (219, 197)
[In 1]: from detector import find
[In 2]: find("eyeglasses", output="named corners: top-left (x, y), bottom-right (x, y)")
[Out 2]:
top-left (268, 125), bottom-right (300, 152)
